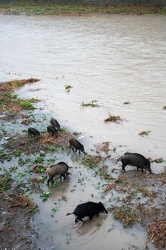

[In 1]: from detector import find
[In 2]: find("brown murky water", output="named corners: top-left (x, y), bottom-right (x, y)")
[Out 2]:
top-left (0, 14), bottom-right (166, 249)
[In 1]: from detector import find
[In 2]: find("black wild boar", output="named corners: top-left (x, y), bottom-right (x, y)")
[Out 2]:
top-left (118, 152), bottom-right (152, 173)
top-left (46, 162), bottom-right (69, 186)
top-left (28, 127), bottom-right (40, 137)
top-left (47, 125), bottom-right (58, 136)
top-left (50, 117), bottom-right (60, 131)
top-left (69, 138), bottom-right (86, 154)
top-left (66, 201), bottom-right (108, 223)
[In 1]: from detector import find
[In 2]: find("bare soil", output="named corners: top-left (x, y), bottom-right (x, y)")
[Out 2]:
top-left (0, 190), bottom-right (38, 249)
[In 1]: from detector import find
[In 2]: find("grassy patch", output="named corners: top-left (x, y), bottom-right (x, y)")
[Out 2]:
top-left (0, 1), bottom-right (165, 15)
top-left (20, 101), bottom-right (34, 110)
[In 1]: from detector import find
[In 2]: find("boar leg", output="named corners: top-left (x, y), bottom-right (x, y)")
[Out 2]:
top-left (122, 164), bottom-right (126, 172)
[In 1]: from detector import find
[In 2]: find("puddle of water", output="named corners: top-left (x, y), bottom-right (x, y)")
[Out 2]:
top-left (0, 13), bottom-right (165, 249)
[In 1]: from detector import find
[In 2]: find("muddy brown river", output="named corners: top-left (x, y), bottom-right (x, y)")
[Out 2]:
top-left (0, 14), bottom-right (166, 249)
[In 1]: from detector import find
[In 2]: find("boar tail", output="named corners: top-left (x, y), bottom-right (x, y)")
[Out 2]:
top-left (116, 157), bottom-right (121, 163)
top-left (66, 212), bottom-right (74, 216)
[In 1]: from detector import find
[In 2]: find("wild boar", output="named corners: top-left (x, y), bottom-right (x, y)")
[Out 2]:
top-left (28, 127), bottom-right (40, 137)
top-left (46, 162), bottom-right (69, 186)
top-left (69, 138), bottom-right (86, 154)
top-left (47, 125), bottom-right (58, 136)
top-left (50, 117), bottom-right (60, 131)
top-left (66, 201), bottom-right (108, 223)
top-left (30, 178), bottom-right (43, 187)
top-left (118, 152), bottom-right (152, 173)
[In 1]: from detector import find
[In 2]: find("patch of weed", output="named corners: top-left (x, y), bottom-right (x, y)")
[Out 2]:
top-left (33, 156), bottom-right (44, 164)
top-left (13, 149), bottom-right (22, 157)
top-left (138, 131), bottom-right (151, 136)
top-left (82, 155), bottom-right (102, 169)
top-left (65, 85), bottom-right (73, 92)
top-left (51, 202), bottom-right (58, 213)
top-left (82, 100), bottom-right (99, 107)
top-left (40, 191), bottom-right (51, 201)
top-left (108, 205), bottom-right (138, 227)
top-left (123, 101), bottom-right (131, 105)
top-left (20, 101), bottom-right (34, 110)
top-left (154, 158), bottom-right (164, 163)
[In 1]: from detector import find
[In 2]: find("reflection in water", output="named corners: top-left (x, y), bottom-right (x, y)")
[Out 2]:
top-left (75, 215), bottom-right (107, 236)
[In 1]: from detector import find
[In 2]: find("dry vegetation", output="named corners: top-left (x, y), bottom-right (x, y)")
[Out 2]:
top-left (0, 78), bottom-right (40, 91)
top-left (104, 115), bottom-right (122, 123)
top-left (147, 219), bottom-right (166, 249)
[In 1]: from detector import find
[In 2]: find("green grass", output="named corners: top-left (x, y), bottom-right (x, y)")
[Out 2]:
top-left (20, 101), bottom-right (34, 110)
top-left (0, 0), bottom-right (165, 15)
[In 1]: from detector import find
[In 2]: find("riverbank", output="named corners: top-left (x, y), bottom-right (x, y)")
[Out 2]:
top-left (0, 0), bottom-right (165, 15)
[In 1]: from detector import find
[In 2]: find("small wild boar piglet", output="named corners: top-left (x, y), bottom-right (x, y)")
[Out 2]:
top-left (46, 162), bottom-right (69, 186)
top-left (28, 127), bottom-right (40, 137)
top-left (69, 138), bottom-right (86, 154)
top-left (30, 178), bottom-right (43, 187)
top-left (47, 125), bottom-right (58, 136)
top-left (50, 117), bottom-right (60, 131)
top-left (66, 201), bottom-right (108, 223)
top-left (119, 152), bottom-right (152, 173)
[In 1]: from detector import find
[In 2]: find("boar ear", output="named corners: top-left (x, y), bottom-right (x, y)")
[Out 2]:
top-left (99, 201), bottom-right (102, 204)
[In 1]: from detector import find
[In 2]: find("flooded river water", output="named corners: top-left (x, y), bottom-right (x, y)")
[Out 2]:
top-left (0, 14), bottom-right (166, 249)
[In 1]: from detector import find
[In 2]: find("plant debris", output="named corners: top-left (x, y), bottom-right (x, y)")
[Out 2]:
top-left (147, 219), bottom-right (166, 249)
top-left (65, 85), bottom-right (73, 92)
top-left (154, 158), bottom-right (164, 163)
top-left (104, 183), bottom-right (116, 193)
top-left (9, 194), bottom-right (35, 208)
top-left (95, 141), bottom-right (110, 153)
top-left (82, 155), bottom-right (103, 168)
top-left (108, 205), bottom-right (138, 227)
top-left (104, 115), bottom-right (122, 123)
top-left (138, 131), bottom-right (151, 136)
top-left (82, 100), bottom-right (99, 107)
top-left (0, 78), bottom-right (40, 91)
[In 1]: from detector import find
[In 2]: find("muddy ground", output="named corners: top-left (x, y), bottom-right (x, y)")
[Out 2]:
top-left (0, 79), bottom-right (166, 249)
